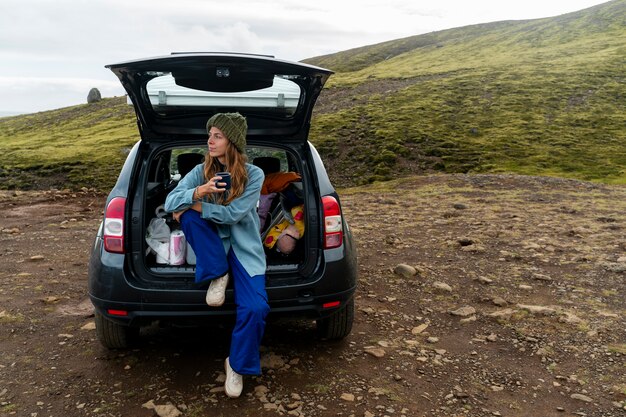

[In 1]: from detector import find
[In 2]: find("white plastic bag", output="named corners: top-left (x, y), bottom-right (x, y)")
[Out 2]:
top-left (146, 218), bottom-right (170, 264)
top-left (186, 241), bottom-right (196, 265)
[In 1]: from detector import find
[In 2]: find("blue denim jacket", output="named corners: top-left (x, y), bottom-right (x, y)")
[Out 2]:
top-left (164, 163), bottom-right (266, 277)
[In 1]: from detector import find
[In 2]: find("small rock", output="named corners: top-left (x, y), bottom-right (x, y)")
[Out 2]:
top-left (460, 315), bottom-right (477, 324)
top-left (254, 385), bottom-right (269, 397)
top-left (478, 276), bottom-right (493, 284)
top-left (426, 337), bottom-right (439, 344)
top-left (450, 306), bottom-right (476, 317)
top-left (571, 393), bottom-right (593, 403)
top-left (457, 237), bottom-right (474, 246)
top-left (154, 404), bottom-right (182, 417)
top-left (264, 403), bottom-right (279, 411)
top-left (80, 322), bottom-right (96, 331)
top-left (261, 352), bottom-right (286, 370)
top-left (364, 412), bottom-right (375, 417)
top-left (517, 304), bottom-right (556, 315)
top-left (411, 323), bottom-right (429, 334)
top-left (394, 264), bottom-right (417, 278)
top-left (461, 244), bottom-right (486, 253)
top-left (29, 255), bottom-right (45, 261)
top-left (492, 297), bottom-right (507, 307)
top-left (523, 242), bottom-right (542, 250)
top-left (364, 347), bottom-right (386, 358)
top-left (453, 203), bottom-right (468, 210)
top-left (42, 296), bottom-right (60, 304)
top-left (559, 312), bottom-right (583, 324)
top-left (432, 281), bottom-right (452, 292)
top-left (340, 393), bottom-right (355, 402)
top-left (286, 402), bottom-right (302, 410)
top-left (533, 273), bottom-right (553, 282)
top-left (488, 309), bottom-right (516, 319)
top-left (360, 307), bottom-right (376, 315)
top-left (519, 284), bottom-right (533, 291)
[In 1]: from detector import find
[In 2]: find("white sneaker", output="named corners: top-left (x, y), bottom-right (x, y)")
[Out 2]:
top-left (224, 357), bottom-right (243, 398)
top-left (206, 273), bottom-right (229, 306)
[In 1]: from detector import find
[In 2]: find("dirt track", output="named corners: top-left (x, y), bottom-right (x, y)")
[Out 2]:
top-left (0, 174), bottom-right (625, 417)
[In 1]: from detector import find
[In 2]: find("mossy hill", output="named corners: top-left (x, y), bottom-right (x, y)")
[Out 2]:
top-left (1, 1), bottom-right (625, 191)
top-left (0, 97), bottom-right (137, 190)
top-left (305, 0), bottom-right (626, 185)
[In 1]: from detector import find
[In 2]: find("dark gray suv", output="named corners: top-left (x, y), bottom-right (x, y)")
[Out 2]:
top-left (88, 53), bottom-right (357, 348)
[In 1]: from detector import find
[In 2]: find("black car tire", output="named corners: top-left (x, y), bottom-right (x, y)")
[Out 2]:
top-left (316, 298), bottom-right (354, 340)
top-left (95, 311), bottom-right (139, 349)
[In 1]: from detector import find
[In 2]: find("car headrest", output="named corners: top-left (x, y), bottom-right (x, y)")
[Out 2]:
top-left (177, 153), bottom-right (204, 178)
top-left (253, 157), bottom-right (281, 175)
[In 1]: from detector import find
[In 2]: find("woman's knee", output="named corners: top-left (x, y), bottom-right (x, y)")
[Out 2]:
top-left (180, 209), bottom-right (203, 225)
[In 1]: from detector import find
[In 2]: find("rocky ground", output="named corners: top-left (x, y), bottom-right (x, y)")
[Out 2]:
top-left (0, 174), bottom-right (624, 417)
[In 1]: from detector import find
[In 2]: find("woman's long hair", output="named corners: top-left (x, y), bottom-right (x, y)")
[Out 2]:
top-left (204, 141), bottom-right (248, 205)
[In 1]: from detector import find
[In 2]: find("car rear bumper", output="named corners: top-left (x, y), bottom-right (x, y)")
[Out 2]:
top-left (90, 285), bottom-right (356, 327)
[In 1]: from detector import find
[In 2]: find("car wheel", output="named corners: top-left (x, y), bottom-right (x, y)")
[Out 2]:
top-left (316, 298), bottom-right (354, 340)
top-left (95, 311), bottom-right (139, 349)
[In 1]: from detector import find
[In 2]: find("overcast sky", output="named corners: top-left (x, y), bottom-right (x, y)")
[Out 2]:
top-left (0, 0), bottom-right (611, 115)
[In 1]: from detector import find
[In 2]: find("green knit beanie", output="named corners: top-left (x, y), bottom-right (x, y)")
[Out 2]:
top-left (206, 112), bottom-right (248, 154)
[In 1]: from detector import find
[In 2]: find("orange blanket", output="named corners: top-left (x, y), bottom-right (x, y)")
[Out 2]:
top-left (261, 172), bottom-right (301, 194)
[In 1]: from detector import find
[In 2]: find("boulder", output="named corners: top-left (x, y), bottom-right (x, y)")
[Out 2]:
top-left (87, 88), bottom-right (102, 103)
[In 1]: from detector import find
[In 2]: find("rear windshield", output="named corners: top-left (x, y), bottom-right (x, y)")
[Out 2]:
top-left (145, 73), bottom-right (301, 117)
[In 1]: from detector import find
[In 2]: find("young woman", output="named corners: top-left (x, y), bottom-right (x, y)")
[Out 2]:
top-left (164, 112), bottom-right (268, 398)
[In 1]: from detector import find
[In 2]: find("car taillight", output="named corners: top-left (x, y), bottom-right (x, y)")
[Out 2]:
top-left (103, 197), bottom-right (126, 254)
top-left (322, 195), bottom-right (343, 249)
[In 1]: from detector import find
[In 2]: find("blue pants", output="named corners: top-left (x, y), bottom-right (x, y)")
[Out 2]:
top-left (180, 210), bottom-right (269, 375)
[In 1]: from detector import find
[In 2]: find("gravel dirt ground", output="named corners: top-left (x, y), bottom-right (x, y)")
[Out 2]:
top-left (0, 174), bottom-right (624, 417)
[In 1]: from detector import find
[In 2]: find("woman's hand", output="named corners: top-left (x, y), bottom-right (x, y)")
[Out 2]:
top-left (196, 176), bottom-right (227, 198)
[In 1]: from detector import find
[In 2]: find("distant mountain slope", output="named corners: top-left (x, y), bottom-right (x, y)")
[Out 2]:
top-left (304, 0), bottom-right (625, 74)
top-left (305, 0), bottom-right (626, 185)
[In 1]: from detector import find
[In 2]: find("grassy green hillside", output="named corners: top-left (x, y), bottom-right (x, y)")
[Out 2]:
top-left (0, 97), bottom-right (137, 190)
top-left (305, 0), bottom-right (626, 185)
top-left (0, 1), bottom-right (624, 190)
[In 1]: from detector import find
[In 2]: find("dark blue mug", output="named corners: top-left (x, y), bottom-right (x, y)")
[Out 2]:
top-left (216, 172), bottom-right (231, 190)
